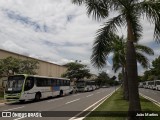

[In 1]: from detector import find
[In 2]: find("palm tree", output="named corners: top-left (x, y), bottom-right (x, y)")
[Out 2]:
top-left (111, 35), bottom-right (154, 100)
top-left (72, 0), bottom-right (160, 119)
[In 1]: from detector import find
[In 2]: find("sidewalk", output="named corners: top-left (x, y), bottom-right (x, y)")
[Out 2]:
top-left (0, 97), bottom-right (5, 105)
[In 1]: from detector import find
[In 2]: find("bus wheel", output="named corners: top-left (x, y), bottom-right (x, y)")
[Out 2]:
top-left (19, 100), bottom-right (25, 103)
top-left (35, 93), bottom-right (41, 101)
top-left (59, 90), bottom-right (63, 97)
top-left (70, 91), bottom-right (73, 94)
top-left (87, 88), bottom-right (89, 92)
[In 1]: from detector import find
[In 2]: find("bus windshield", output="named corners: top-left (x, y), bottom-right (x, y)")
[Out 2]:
top-left (5, 75), bottom-right (25, 93)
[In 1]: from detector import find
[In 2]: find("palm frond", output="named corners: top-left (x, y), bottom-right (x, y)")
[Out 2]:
top-left (72, 0), bottom-right (109, 20)
top-left (85, 0), bottom-right (109, 20)
top-left (72, 0), bottom-right (85, 5)
top-left (91, 14), bottom-right (125, 68)
top-left (91, 32), bottom-right (113, 68)
top-left (136, 52), bottom-right (150, 69)
top-left (135, 44), bottom-right (154, 55)
top-left (96, 14), bottom-right (125, 37)
top-left (136, 1), bottom-right (160, 42)
top-left (112, 62), bottom-right (121, 73)
top-left (112, 52), bottom-right (122, 73)
top-left (128, 13), bottom-right (143, 42)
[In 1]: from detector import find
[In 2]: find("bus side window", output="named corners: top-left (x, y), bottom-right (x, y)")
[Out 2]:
top-left (51, 79), bottom-right (56, 86)
top-left (67, 81), bottom-right (70, 86)
top-left (24, 77), bottom-right (34, 91)
top-left (62, 80), bottom-right (65, 86)
top-left (56, 79), bottom-right (60, 86)
top-left (60, 79), bottom-right (63, 86)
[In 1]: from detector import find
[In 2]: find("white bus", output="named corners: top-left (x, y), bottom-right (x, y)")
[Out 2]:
top-left (155, 80), bottom-right (160, 90)
top-left (90, 80), bottom-right (96, 90)
top-left (143, 81), bottom-right (148, 89)
top-left (147, 81), bottom-right (155, 89)
top-left (76, 80), bottom-right (94, 92)
top-left (4, 74), bottom-right (72, 102)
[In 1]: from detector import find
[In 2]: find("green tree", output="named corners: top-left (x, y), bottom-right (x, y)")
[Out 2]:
top-left (19, 59), bottom-right (39, 75)
top-left (0, 57), bottom-right (20, 77)
top-left (142, 56), bottom-right (160, 81)
top-left (0, 57), bottom-right (39, 77)
top-left (152, 56), bottom-right (160, 78)
top-left (62, 62), bottom-right (91, 80)
top-left (96, 71), bottom-right (110, 86)
top-left (72, 1), bottom-right (160, 117)
top-left (118, 72), bottom-right (123, 82)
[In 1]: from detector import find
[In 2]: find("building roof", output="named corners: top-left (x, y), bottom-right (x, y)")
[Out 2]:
top-left (0, 48), bottom-right (65, 67)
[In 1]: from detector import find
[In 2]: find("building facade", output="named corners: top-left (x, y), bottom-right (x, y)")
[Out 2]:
top-left (0, 49), bottom-right (67, 88)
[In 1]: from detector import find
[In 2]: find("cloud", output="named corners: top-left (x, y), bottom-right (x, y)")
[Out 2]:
top-left (0, 0), bottom-right (159, 77)
top-left (2, 9), bottom-right (49, 32)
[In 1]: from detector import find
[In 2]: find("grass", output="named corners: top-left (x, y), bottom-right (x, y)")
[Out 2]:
top-left (84, 88), bottom-right (160, 120)
top-left (0, 91), bottom-right (4, 98)
top-left (0, 88), bottom-right (4, 102)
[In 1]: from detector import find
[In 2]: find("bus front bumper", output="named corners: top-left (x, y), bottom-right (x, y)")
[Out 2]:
top-left (4, 93), bottom-right (21, 102)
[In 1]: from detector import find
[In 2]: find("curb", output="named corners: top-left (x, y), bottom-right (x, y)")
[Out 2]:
top-left (0, 102), bottom-right (5, 106)
top-left (140, 93), bottom-right (160, 108)
top-left (69, 87), bottom-right (120, 120)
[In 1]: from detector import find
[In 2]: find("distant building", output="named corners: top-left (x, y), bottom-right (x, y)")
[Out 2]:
top-left (0, 49), bottom-right (67, 88)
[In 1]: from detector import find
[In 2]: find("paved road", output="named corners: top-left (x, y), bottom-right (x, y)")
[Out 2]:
top-left (0, 87), bottom-right (117, 120)
top-left (139, 88), bottom-right (160, 103)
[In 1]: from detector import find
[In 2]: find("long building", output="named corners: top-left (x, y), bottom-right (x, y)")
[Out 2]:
top-left (0, 49), bottom-right (67, 87)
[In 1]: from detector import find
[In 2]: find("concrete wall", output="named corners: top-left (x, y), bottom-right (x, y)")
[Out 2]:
top-left (0, 49), bottom-right (67, 87)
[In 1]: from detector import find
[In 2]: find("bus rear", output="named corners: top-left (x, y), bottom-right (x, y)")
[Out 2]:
top-left (77, 80), bottom-right (85, 92)
top-left (4, 75), bottom-right (25, 102)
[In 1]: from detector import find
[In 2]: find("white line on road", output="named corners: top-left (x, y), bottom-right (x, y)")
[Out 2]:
top-left (140, 93), bottom-right (160, 107)
top-left (80, 90), bottom-right (115, 120)
top-left (65, 98), bottom-right (80, 104)
top-left (86, 94), bottom-right (93, 97)
top-left (47, 97), bottom-right (63, 102)
top-left (4, 106), bottom-right (25, 111)
top-left (96, 92), bottom-right (100, 94)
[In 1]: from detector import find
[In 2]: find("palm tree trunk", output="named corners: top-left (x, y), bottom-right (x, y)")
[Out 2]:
top-left (122, 67), bottom-right (125, 98)
top-left (126, 19), bottom-right (142, 120)
top-left (124, 67), bottom-right (129, 100)
top-left (122, 67), bottom-right (129, 100)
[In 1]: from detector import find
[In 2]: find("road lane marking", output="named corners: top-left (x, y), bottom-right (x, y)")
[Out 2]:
top-left (65, 98), bottom-right (80, 104)
top-left (140, 93), bottom-right (160, 107)
top-left (68, 91), bottom-right (115, 120)
top-left (96, 92), bottom-right (100, 94)
top-left (4, 106), bottom-right (25, 111)
top-left (86, 94), bottom-right (93, 97)
top-left (69, 87), bottom-right (120, 120)
top-left (47, 97), bottom-right (63, 102)
top-left (80, 91), bottom-right (115, 120)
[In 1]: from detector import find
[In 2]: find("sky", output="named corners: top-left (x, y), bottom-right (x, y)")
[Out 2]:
top-left (0, 0), bottom-right (159, 77)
